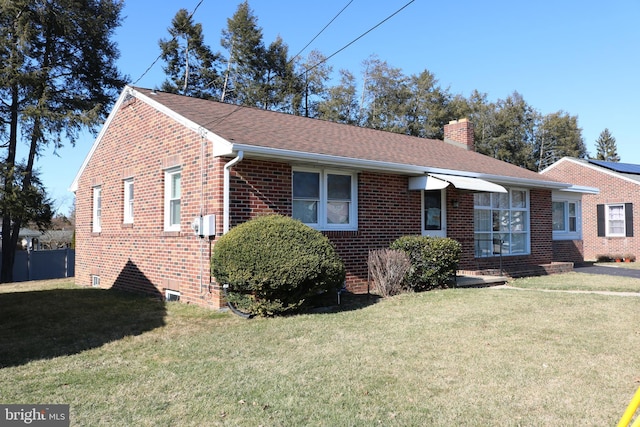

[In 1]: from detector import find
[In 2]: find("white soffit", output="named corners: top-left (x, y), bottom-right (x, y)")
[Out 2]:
top-left (409, 174), bottom-right (508, 193)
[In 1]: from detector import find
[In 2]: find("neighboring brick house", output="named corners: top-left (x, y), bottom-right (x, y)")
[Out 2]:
top-left (542, 157), bottom-right (639, 262)
top-left (71, 86), bottom-right (586, 309)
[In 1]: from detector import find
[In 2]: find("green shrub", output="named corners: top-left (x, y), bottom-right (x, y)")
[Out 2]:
top-left (390, 235), bottom-right (461, 291)
top-left (211, 215), bottom-right (346, 316)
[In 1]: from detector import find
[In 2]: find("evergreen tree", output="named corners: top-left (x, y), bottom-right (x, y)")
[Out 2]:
top-left (405, 69), bottom-right (456, 139)
top-left (478, 92), bottom-right (536, 169)
top-left (594, 128), bottom-right (620, 162)
top-left (296, 50), bottom-right (332, 118)
top-left (220, 1), bottom-right (299, 111)
top-left (220, 1), bottom-right (265, 106)
top-left (159, 9), bottom-right (222, 99)
top-left (317, 69), bottom-right (359, 125)
top-left (535, 111), bottom-right (586, 170)
top-left (0, 0), bottom-right (125, 282)
top-left (360, 56), bottom-right (412, 133)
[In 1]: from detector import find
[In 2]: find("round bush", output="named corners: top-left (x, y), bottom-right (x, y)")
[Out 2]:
top-left (390, 235), bottom-right (461, 291)
top-left (211, 215), bottom-right (346, 316)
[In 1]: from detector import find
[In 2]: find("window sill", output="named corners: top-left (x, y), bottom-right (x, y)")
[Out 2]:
top-left (162, 230), bottom-right (181, 237)
top-left (91, 232), bottom-right (101, 237)
top-left (122, 223), bottom-right (134, 229)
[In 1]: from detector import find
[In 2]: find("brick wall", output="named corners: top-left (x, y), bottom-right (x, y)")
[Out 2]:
top-left (543, 160), bottom-right (640, 260)
top-left (77, 97), bottom-right (559, 310)
top-left (76, 97), bottom-right (225, 308)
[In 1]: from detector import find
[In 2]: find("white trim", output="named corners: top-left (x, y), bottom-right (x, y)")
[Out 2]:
top-left (292, 167), bottom-right (358, 231)
top-left (542, 157), bottom-right (638, 188)
top-left (552, 195), bottom-right (582, 241)
top-left (428, 173), bottom-right (507, 193)
top-left (221, 143), bottom-right (571, 190)
top-left (92, 186), bottom-right (102, 233)
top-left (165, 289), bottom-right (181, 301)
top-left (123, 178), bottom-right (134, 224)
top-left (421, 189), bottom-right (446, 237)
top-left (164, 168), bottom-right (182, 232)
top-left (605, 203), bottom-right (626, 237)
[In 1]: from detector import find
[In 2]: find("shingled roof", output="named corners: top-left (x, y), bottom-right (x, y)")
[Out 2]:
top-left (72, 86), bottom-right (571, 191)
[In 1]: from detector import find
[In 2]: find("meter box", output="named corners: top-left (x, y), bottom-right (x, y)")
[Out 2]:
top-left (191, 214), bottom-right (216, 238)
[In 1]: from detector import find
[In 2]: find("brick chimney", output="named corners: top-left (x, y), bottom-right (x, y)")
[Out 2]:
top-left (444, 118), bottom-right (474, 151)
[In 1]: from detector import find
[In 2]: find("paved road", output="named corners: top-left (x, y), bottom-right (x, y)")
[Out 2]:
top-left (573, 263), bottom-right (640, 279)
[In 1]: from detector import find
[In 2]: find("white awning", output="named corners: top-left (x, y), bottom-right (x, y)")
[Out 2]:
top-left (408, 174), bottom-right (508, 193)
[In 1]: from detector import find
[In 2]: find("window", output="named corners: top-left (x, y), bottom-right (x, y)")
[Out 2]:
top-left (92, 186), bottom-right (102, 233)
top-left (292, 168), bottom-right (357, 230)
top-left (164, 168), bottom-right (181, 231)
top-left (91, 275), bottom-right (100, 288)
top-left (123, 179), bottom-right (134, 224)
top-left (553, 201), bottom-right (578, 232)
top-left (597, 203), bottom-right (633, 237)
top-left (474, 189), bottom-right (529, 257)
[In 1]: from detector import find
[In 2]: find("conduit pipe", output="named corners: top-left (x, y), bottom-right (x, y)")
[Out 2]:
top-left (223, 151), bottom-right (243, 234)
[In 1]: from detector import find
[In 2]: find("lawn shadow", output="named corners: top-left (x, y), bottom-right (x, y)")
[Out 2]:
top-left (303, 291), bottom-right (382, 314)
top-left (0, 286), bottom-right (166, 368)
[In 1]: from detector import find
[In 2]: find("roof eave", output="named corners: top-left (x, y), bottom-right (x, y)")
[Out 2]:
top-left (217, 143), bottom-right (570, 189)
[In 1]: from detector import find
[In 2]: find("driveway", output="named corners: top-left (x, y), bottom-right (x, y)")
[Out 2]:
top-left (573, 263), bottom-right (640, 279)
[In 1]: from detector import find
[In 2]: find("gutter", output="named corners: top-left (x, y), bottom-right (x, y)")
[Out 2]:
top-left (215, 143), bottom-right (571, 191)
top-left (223, 151), bottom-right (243, 234)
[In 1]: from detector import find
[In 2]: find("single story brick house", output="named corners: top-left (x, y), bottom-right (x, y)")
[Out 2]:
top-left (71, 86), bottom-right (589, 308)
top-left (542, 157), bottom-right (639, 262)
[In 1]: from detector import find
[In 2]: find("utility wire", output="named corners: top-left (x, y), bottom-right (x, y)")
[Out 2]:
top-left (131, 0), bottom-right (206, 86)
top-left (288, 0), bottom-right (354, 65)
top-left (301, 0), bottom-right (415, 76)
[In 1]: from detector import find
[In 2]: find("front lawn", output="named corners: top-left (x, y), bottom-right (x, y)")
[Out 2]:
top-left (1, 276), bottom-right (638, 426)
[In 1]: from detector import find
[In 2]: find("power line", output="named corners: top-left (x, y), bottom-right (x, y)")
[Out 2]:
top-left (131, 0), bottom-right (206, 86)
top-left (301, 0), bottom-right (416, 76)
top-left (288, 0), bottom-right (354, 65)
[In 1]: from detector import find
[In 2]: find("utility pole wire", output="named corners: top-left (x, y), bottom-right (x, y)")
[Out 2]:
top-left (132, 0), bottom-right (206, 86)
top-left (288, 0), bottom-right (354, 66)
top-left (299, 0), bottom-right (416, 77)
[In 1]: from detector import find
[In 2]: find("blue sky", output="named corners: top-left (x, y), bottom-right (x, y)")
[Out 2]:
top-left (29, 0), bottom-right (640, 214)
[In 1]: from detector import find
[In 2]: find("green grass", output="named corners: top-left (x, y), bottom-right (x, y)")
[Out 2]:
top-left (1, 277), bottom-right (639, 426)
top-left (509, 271), bottom-right (640, 293)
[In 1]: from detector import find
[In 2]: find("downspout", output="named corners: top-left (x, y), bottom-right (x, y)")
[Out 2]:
top-left (223, 151), bottom-right (244, 234)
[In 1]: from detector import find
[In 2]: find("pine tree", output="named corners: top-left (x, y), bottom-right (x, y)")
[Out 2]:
top-left (220, 1), bottom-right (267, 106)
top-left (317, 70), bottom-right (359, 125)
top-left (0, 0), bottom-right (125, 282)
top-left (159, 9), bottom-right (222, 99)
top-left (535, 112), bottom-right (587, 170)
top-left (594, 128), bottom-right (620, 162)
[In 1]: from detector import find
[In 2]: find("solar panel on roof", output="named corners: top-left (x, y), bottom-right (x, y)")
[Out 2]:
top-left (588, 159), bottom-right (640, 175)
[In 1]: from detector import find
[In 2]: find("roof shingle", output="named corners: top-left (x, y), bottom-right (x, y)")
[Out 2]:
top-left (135, 87), bottom-right (563, 186)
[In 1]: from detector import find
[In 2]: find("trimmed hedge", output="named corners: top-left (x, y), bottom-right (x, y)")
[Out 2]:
top-left (211, 215), bottom-right (345, 316)
top-left (390, 235), bottom-right (461, 291)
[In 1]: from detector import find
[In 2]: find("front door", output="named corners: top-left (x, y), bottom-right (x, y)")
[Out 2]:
top-left (422, 189), bottom-right (446, 237)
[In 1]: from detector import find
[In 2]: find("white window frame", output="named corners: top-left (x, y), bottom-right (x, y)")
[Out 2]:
top-left (552, 197), bottom-right (582, 240)
top-left (164, 168), bottom-right (181, 232)
top-left (92, 186), bottom-right (102, 233)
top-left (292, 167), bottom-right (358, 231)
top-left (421, 189), bottom-right (446, 237)
top-left (474, 188), bottom-right (530, 257)
top-left (606, 203), bottom-right (626, 237)
top-left (123, 178), bottom-right (134, 224)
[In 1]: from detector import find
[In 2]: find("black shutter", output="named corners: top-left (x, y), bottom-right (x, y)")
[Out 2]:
top-left (597, 204), bottom-right (605, 237)
top-left (625, 203), bottom-right (634, 237)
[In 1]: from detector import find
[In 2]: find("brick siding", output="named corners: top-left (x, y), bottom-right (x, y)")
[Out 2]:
top-left (543, 160), bottom-right (640, 261)
top-left (77, 99), bottom-right (557, 309)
